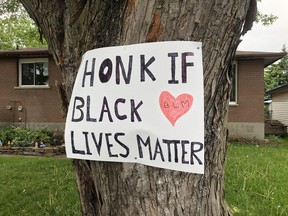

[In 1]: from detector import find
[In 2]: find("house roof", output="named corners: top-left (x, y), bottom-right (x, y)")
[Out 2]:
top-left (235, 51), bottom-right (286, 67)
top-left (0, 48), bottom-right (285, 67)
top-left (266, 84), bottom-right (288, 95)
top-left (0, 47), bottom-right (50, 57)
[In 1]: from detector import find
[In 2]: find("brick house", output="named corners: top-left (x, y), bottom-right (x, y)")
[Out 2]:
top-left (0, 48), bottom-right (64, 129)
top-left (0, 48), bottom-right (285, 139)
top-left (228, 51), bottom-right (285, 139)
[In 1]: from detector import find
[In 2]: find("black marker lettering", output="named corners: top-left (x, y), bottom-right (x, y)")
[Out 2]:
top-left (182, 52), bottom-right (194, 83)
top-left (168, 52), bottom-right (179, 84)
top-left (70, 130), bottom-right (85, 155)
top-left (71, 96), bottom-right (85, 122)
top-left (99, 96), bottom-right (113, 122)
top-left (140, 55), bottom-right (156, 82)
top-left (82, 58), bottom-right (95, 87)
top-left (190, 142), bottom-right (204, 165)
top-left (116, 56), bottom-right (133, 84)
top-left (99, 58), bottom-right (113, 83)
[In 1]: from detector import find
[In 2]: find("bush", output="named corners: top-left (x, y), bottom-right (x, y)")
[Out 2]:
top-left (0, 126), bottom-right (16, 145)
top-left (0, 126), bottom-right (54, 147)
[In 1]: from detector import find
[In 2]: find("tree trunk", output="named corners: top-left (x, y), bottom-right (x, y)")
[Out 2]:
top-left (20, 0), bottom-right (257, 215)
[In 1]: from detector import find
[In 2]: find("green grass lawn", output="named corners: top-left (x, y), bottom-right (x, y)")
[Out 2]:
top-left (0, 156), bottom-right (81, 216)
top-left (0, 136), bottom-right (287, 215)
top-left (225, 137), bottom-right (288, 216)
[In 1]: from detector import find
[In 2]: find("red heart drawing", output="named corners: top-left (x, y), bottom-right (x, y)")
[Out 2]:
top-left (159, 91), bottom-right (193, 126)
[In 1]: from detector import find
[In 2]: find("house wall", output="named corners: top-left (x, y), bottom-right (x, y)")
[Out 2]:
top-left (271, 92), bottom-right (288, 126)
top-left (0, 53), bottom-right (271, 139)
top-left (271, 92), bottom-right (288, 102)
top-left (0, 56), bottom-right (65, 129)
top-left (228, 59), bottom-right (265, 139)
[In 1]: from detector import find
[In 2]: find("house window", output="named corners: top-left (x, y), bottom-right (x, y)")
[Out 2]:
top-left (229, 62), bottom-right (237, 104)
top-left (19, 58), bottom-right (49, 87)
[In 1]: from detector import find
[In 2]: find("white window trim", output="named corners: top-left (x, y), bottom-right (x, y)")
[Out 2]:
top-left (18, 58), bottom-right (49, 88)
top-left (14, 86), bottom-right (50, 90)
top-left (229, 61), bottom-right (238, 106)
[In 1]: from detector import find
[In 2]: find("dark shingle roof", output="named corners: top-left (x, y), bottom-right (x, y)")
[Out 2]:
top-left (266, 84), bottom-right (288, 95)
top-left (0, 47), bottom-right (49, 57)
top-left (0, 48), bottom-right (285, 68)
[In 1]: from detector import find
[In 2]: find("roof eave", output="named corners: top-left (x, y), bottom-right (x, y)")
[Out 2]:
top-left (266, 84), bottom-right (288, 95)
top-left (0, 48), bottom-right (50, 58)
top-left (235, 51), bottom-right (286, 67)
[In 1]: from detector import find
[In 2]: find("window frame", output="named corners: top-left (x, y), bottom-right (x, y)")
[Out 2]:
top-left (18, 58), bottom-right (49, 88)
top-left (229, 61), bottom-right (238, 105)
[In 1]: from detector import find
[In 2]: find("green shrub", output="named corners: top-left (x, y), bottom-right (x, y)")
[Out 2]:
top-left (0, 126), bottom-right (53, 147)
top-left (264, 105), bottom-right (271, 120)
top-left (0, 126), bottom-right (17, 145)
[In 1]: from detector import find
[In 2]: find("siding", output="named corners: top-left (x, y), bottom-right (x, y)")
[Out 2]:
top-left (272, 92), bottom-right (288, 102)
top-left (271, 102), bottom-right (288, 126)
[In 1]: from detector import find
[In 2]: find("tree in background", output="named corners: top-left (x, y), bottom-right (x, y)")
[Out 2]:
top-left (0, 0), bottom-right (46, 49)
top-left (265, 46), bottom-right (288, 96)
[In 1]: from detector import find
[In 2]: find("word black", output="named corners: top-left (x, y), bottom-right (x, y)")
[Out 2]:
top-left (71, 95), bottom-right (143, 122)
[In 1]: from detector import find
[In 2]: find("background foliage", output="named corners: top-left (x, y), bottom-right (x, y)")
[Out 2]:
top-left (0, 0), bottom-right (47, 49)
top-left (264, 46), bottom-right (288, 98)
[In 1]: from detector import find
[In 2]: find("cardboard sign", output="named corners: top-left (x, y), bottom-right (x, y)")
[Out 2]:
top-left (65, 41), bottom-right (204, 174)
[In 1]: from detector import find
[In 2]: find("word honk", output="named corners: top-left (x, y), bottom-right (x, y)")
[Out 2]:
top-left (159, 91), bottom-right (193, 126)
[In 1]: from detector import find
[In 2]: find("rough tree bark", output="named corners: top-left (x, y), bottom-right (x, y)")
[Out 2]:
top-left (20, 0), bottom-right (257, 215)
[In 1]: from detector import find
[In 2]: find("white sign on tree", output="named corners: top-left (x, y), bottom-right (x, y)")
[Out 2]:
top-left (65, 41), bottom-right (204, 174)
